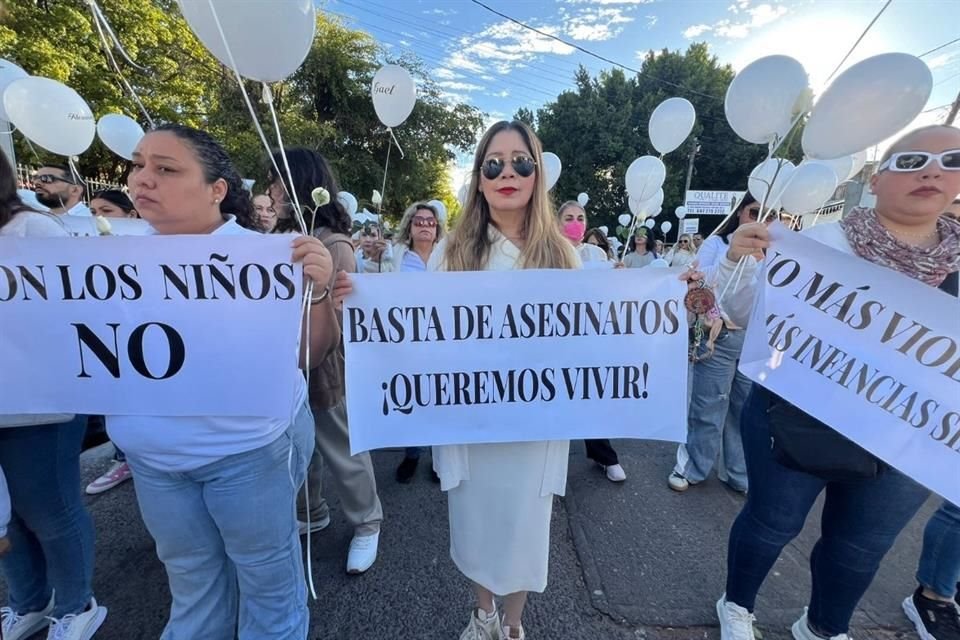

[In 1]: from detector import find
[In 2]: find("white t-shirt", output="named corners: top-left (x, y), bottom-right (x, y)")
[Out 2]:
top-left (1, 211), bottom-right (68, 238)
top-left (63, 202), bottom-right (91, 217)
top-left (107, 216), bottom-right (308, 472)
top-left (576, 242), bottom-right (608, 263)
top-left (696, 234), bottom-right (727, 271)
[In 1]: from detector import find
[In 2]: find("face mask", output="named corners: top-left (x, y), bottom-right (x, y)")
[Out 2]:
top-left (562, 220), bottom-right (586, 243)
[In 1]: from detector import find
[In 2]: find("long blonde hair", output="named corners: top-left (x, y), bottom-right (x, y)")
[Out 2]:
top-left (395, 201), bottom-right (444, 248)
top-left (443, 121), bottom-right (578, 272)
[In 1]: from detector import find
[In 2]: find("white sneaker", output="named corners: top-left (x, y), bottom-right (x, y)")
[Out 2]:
top-left (85, 461), bottom-right (132, 495)
top-left (716, 594), bottom-right (757, 640)
top-left (45, 598), bottom-right (107, 640)
top-left (668, 471), bottom-right (691, 492)
top-left (346, 531), bottom-right (379, 574)
top-left (2, 593), bottom-right (55, 640)
top-left (297, 512), bottom-right (331, 536)
top-left (459, 609), bottom-right (501, 640)
top-left (791, 611), bottom-right (852, 640)
top-left (501, 623), bottom-right (525, 640)
top-left (604, 464), bottom-right (627, 482)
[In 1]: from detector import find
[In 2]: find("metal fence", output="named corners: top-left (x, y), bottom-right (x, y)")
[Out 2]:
top-left (15, 163), bottom-right (123, 201)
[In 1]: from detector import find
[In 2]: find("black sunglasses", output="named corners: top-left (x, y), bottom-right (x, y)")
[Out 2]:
top-left (32, 173), bottom-right (76, 185)
top-left (480, 155), bottom-right (537, 180)
top-left (412, 216), bottom-right (437, 228)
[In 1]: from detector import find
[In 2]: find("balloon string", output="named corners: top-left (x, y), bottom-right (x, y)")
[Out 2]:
top-left (263, 84), bottom-right (308, 236)
top-left (88, 0), bottom-right (149, 72)
top-left (378, 129), bottom-right (393, 223)
top-left (87, 0), bottom-right (154, 128)
top-left (203, 0), bottom-right (302, 236)
top-left (388, 128), bottom-right (405, 160)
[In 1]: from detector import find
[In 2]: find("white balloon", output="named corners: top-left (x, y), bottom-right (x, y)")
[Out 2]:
top-left (371, 64), bottom-right (417, 128)
top-left (337, 191), bottom-right (358, 216)
top-left (748, 158), bottom-right (796, 208)
top-left (630, 188), bottom-right (664, 218)
top-left (577, 192), bottom-right (589, 207)
top-left (542, 152), bottom-right (562, 190)
top-left (811, 155), bottom-right (853, 185)
top-left (598, 225), bottom-right (608, 236)
top-left (803, 53), bottom-right (932, 160)
top-left (3, 77), bottom-right (95, 156)
top-left (649, 97), bottom-right (697, 155)
top-left (725, 55), bottom-right (809, 145)
top-left (617, 213), bottom-right (632, 226)
top-left (180, 0), bottom-right (315, 83)
top-left (96, 113), bottom-right (144, 161)
top-left (779, 161), bottom-right (839, 215)
top-left (625, 155), bottom-right (666, 202)
top-left (0, 58), bottom-right (28, 122)
top-left (427, 199), bottom-right (447, 224)
top-left (675, 205), bottom-right (687, 219)
top-left (242, 178), bottom-right (255, 191)
top-left (644, 218), bottom-right (656, 229)
top-left (661, 221), bottom-right (673, 234)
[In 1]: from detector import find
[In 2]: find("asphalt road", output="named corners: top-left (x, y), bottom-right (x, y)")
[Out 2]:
top-left (1, 439), bottom-right (931, 639)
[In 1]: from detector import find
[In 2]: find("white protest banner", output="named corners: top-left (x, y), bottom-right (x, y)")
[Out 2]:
top-left (343, 268), bottom-right (689, 454)
top-left (685, 189), bottom-right (745, 215)
top-left (681, 218), bottom-right (700, 235)
top-left (0, 235), bottom-right (303, 418)
top-left (62, 216), bottom-right (150, 236)
top-left (740, 225), bottom-right (960, 504)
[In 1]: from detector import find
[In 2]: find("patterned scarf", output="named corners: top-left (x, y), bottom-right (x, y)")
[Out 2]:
top-left (839, 206), bottom-right (960, 286)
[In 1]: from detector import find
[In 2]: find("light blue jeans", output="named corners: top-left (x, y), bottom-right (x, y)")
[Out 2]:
top-left (917, 500), bottom-right (960, 598)
top-left (676, 328), bottom-right (751, 491)
top-left (126, 403), bottom-right (315, 640)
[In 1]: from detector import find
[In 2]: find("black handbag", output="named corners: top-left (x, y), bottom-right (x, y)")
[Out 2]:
top-left (767, 271), bottom-right (958, 481)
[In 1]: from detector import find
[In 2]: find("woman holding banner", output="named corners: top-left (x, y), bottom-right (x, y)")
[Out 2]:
top-left (0, 162), bottom-right (108, 640)
top-left (668, 194), bottom-right (761, 495)
top-left (430, 120), bottom-right (579, 640)
top-left (556, 200), bottom-right (627, 484)
top-left (268, 147), bottom-right (384, 575)
top-left (709, 124), bottom-right (960, 640)
top-left (106, 125), bottom-right (341, 640)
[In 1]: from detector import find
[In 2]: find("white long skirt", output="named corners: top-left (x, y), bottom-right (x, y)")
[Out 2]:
top-left (447, 441), bottom-right (559, 595)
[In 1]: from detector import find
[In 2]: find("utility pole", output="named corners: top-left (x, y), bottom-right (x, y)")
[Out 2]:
top-left (946, 88), bottom-right (960, 125)
top-left (679, 137), bottom-right (700, 243)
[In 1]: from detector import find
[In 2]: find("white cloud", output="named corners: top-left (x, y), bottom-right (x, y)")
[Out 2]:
top-left (434, 68), bottom-right (460, 80)
top-left (424, 8), bottom-right (457, 16)
top-left (494, 90), bottom-right (510, 98)
top-left (683, 24), bottom-right (712, 38)
top-left (564, 7), bottom-right (635, 42)
top-left (646, 15), bottom-right (658, 29)
top-left (442, 19), bottom-right (575, 78)
top-left (563, 0), bottom-right (654, 4)
top-left (927, 51), bottom-right (959, 70)
top-left (683, 3), bottom-right (788, 40)
top-left (438, 80), bottom-right (483, 92)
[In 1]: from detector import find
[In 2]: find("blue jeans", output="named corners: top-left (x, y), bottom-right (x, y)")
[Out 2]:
top-left (725, 386), bottom-right (930, 636)
top-left (126, 403), bottom-right (315, 640)
top-left (917, 500), bottom-right (960, 598)
top-left (0, 416), bottom-right (95, 617)
top-left (676, 329), bottom-right (751, 491)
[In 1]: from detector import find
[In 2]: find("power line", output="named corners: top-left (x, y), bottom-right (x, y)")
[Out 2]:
top-left (824, 0), bottom-right (892, 83)
top-left (918, 37), bottom-right (960, 59)
top-left (920, 102), bottom-right (953, 113)
top-left (468, 0), bottom-right (723, 101)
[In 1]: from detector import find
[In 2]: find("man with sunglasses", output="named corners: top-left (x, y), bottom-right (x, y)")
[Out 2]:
top-left (32, 164), bottom-right (90, 217)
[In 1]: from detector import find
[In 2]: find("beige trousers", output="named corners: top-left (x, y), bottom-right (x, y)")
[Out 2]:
top-left (296, 400), bottom-right (383, 536)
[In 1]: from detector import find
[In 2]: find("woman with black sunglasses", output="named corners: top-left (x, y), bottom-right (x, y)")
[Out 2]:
top-left (392, 202), bottom-right (446, 483)
top-left (432, 120), bottom-right (578, 640)
top-left (709, 124), bottom-right (960, 640)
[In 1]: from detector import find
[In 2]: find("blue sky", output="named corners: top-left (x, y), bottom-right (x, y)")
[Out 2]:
top-left (324, 0), bottom-right (959, 184)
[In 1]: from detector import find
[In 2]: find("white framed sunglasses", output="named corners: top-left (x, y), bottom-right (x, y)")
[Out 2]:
top-left (878, 149), bottom-right (960, 173)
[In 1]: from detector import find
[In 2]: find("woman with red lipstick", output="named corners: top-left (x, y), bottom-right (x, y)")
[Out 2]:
top-left (430, 120), bottom-right (579, 640)
top-left (708, 125), bottom-right (960, 640)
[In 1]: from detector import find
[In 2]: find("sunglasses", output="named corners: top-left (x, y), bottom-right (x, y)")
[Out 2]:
top-left (878, 149), bottom-right (960, 173)
top-left (412, 216), bottom-right (437, 228)
top-left (32, 174), bottom-right (75, 185)
top-left (480, 155), bottom-right (537, 180)
top-left (679, 240), bottom-right (689, 244)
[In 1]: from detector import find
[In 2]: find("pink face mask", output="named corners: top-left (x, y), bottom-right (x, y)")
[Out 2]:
top-left (562, 220), bottom-right (586, 243)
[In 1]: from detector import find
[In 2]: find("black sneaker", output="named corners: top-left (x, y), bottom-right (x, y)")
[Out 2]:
top-left (903, 586), bottom-right (960, 640)
top-left (395, 456), bottom-right (418, 483)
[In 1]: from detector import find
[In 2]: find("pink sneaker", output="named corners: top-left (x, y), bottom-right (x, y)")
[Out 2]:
top-left (85, 461), bottom-right (132, 495)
